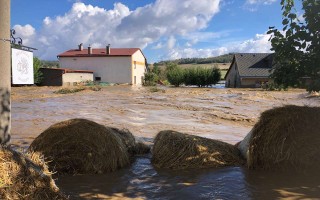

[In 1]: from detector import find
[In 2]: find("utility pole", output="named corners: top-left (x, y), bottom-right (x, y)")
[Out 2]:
top-left (0, 0), bottom-right (11, 144)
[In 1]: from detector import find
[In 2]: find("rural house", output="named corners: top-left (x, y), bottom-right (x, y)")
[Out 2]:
top-left (225, 53), bottom-right (273, 88)
top-left (39, 68), bottom-right (94, 86)
top-left (57, 44), bottom-right (147, 85)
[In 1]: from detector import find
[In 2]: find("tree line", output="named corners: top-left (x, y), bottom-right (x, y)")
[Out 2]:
top-left (144, 63), bottom-right (221, 87)
top-left (155, 53), bottom-right (234, 65)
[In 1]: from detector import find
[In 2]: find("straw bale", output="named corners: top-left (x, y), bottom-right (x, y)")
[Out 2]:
top-left (111, 128), bottom-right (136, 155)
top-left (0, 146), bottom-right (67, 200)
top-left (111, 128), bottom-right (151, 155)
top-left (152, 130), bottom-right (244, 169)
top-left (29, 118), bottom-right (130, 174)
top-left (134, 141), bottom-right (151, 155)
top-left (248, 105), bottom-right (320, 170)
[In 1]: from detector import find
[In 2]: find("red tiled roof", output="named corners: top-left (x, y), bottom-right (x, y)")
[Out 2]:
top-left (57, 48), bottom-right (140, 57)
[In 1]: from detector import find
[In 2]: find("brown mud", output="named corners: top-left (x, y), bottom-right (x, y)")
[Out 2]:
top-left (11, 86), bottom-right (320, 199)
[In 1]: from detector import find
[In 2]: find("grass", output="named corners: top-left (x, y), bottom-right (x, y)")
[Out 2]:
top-left (54, 85), bottom-right (102, 94)
top-left (54, 87), bottom-right (85, 94)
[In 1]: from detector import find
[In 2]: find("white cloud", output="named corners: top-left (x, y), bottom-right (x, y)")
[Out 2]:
top-left (245, 0), bottom-right (277, 5)
top-left (161, 33), bottom-right (272, 60)
top-left (13, 0), bottom-right (221, 60)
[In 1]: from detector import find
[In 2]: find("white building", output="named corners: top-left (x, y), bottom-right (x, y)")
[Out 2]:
top-left (57, 44), bottom-right (147, 85)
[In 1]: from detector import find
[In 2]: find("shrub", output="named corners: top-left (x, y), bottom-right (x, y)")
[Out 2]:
top-left (307, 79), bottom-right (320, 92)
top-left (166, 66), bottom-right (185, 87)
top-left (54, 87), bottom-right (85, 94)
top-left (184, 67), bottom-right (221, 87)
top-left (143, 72), bottom-right (159, 86)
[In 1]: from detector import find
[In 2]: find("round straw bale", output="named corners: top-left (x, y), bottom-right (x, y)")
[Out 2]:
top-left (0, 146), bottom-right (67, 200)
top-left (248, 105), bottom-right (320, 170)
top-left (110, 127), bottom-right (136, 155)
top-left (152, 130), bottom-right (244, 169)
top-left (134, 141), bottom-right (151, 155)
top-left (110, 128), bottom-right (151, 155)
top-left (29, 118), bottom-right (130, 174)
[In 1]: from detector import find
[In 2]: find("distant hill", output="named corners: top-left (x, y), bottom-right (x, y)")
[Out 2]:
top-left (155, 53), bottom-right (234, 65)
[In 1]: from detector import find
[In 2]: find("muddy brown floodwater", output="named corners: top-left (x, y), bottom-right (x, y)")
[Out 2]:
top-left (11, 86), bottom-right (320, 199)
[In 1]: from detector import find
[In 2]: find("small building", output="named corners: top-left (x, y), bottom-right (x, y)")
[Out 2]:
top-left (39, 68), bottom-right (94, 86)
top-left (225, 53), bottom-right (273, 88)
top-left (57, 44), bottom-right (147, 85)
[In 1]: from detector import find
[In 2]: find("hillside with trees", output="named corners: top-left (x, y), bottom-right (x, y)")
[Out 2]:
top-left (155, 53), bottom-right (234, 65)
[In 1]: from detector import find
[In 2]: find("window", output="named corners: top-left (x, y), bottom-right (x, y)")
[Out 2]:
top-left (134, 61), bottom-right (137, 69)
top-left (134, 76), bottom-right (136, 84)
top-left (95, 77), bottom-right (101, 81)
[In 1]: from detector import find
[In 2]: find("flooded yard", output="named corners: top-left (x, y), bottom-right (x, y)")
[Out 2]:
top-left (10, 86), bottom-right (320, 199)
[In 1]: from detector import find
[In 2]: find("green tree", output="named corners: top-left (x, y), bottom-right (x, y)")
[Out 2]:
top-left (166, 63), bottom-right (185, 87)
top-left (33, 57), bottom-right (43, 85)
top-left (143, 71), bottom-right (159, 86)
top-left (268, 0), bottom-right (320, 90)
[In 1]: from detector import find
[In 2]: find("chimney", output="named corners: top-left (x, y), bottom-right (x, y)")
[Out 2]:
top-left (78, 43), bottom-right (83, 51)
top-left (88, 45), bottom-right (92, 55)
top-left (106, 44), bottom-right (111, 55)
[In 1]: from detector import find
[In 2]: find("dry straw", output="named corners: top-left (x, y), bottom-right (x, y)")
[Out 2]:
top-left (0, 146), bottom-right (67, 200)
top-left (111, 127), bottom-right (151, 155)
top-left (29, 119), bottom-right (131, 174)
top-left (152, 130), bottom-right (244, 169)
top-left (248, 105), bottom-right (320, 170)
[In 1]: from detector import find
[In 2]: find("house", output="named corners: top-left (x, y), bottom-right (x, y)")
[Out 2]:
top-left (39, 68), bottom-right (94, 86)
top-left (225, 53), bottom-right (273, 88)
top-left (57, 44), bottom-right (147, 85)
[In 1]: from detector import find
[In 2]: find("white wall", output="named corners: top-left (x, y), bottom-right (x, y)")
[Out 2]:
top-left (131, 50), bottom-right (147, 85)
top-left (225, 62), bottom-right (240, 88)
top-left (62, 73), bottom-right (93, 85)
top-left (59, 56), bottom-right (132, 84)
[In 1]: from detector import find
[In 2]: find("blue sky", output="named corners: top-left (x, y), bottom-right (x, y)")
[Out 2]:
top-left (10, 0), bottom-right (303, 63)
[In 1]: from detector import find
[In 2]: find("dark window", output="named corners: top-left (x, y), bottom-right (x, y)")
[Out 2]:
top-left (95, 77), bottom-right (101, 81)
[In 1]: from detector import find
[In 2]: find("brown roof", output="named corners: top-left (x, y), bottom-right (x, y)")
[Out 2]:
top-left (225, 53), bottom-right (273, 79)
top-left (57, 48), bottom-right (141, 57)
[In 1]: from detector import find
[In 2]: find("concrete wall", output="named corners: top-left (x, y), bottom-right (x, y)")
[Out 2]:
top-left (225, 62), bottom-right (240, 88)
top-left (59, 56), bottom-right (132, 84)
top-left (241, 78), bottom-right (271, 88)
top-left (62, 73), bottom-right (94, 86)
top-left (131, 50), bottom-right (147, 85)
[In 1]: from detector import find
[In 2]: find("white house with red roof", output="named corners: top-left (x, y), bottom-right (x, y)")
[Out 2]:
top-left (57, 44), bottom-right (147, 85)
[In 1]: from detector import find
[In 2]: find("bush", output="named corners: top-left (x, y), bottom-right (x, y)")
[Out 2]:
top-left (143, 72), bottom-right (159, 86)
top-left (166, 65), bottom-right (185, 87)
top-left (265, 83), bottom-right (288, 91)
top-left (184, 67), bottom-right (221, 87)
top-left (54, 87), bottom-right (85, 94)
top-left (307, 79), bottom-right (320, 92)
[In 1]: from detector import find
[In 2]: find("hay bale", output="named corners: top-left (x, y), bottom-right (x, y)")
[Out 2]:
top-left (248, 105), bottom-right (320, 170)
top-left (111, 128), bottom-right (136, 155)
top-left (152, 130), bottom-right (244, 169)
top-left (0, 146), bottom-right (67, 200)
top-left (111, 128), bottom-right (151, 155)
top-left (134, 141), bottom-right (151, 155)
top-left (29, 119), bottom-right (130, 174)
top-left (237, 130), bottom-right (252, 160)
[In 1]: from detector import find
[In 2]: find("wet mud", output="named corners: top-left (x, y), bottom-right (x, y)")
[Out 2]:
top-left (10, 86), bottom-right (320, 199)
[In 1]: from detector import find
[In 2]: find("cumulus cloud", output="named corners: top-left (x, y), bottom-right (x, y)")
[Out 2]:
top-left (245, 0), bottom-right (277, 5)
top-left (162, 33), bottom-right (272, 60)
top-left (13, 0), bottom-right (221, 60)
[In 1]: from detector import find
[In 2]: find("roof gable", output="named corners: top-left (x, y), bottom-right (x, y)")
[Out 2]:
top-left (57, 48), bottom-right (141, 58)
top-left (234, 53), bottom-right (273, 77)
